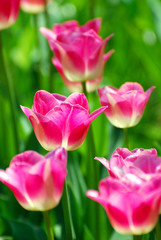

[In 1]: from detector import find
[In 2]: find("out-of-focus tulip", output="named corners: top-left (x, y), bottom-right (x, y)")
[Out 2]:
top-left (40, 20), bottom-right (113, 92)
top-left (20, 0), bottom-right (51, 14)
top-left (0, 148), bottom-right (67, 211)
top-left (87, 175), bottom-right (161, 235)
top-left (0, 0), bottom-right (20, 30)
top-left (21, 90), bottom-right (106, 151)
top-left (98, 82), bottom-right (155, 128)
top-left (96, 148), bottom-right (161, 180)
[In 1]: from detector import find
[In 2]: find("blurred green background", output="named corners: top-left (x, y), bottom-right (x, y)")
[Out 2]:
top-left (0, 0), bottom-right (161, 239)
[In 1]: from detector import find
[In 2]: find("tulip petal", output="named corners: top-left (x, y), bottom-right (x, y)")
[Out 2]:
top-left (32, 90), bottom-right (60, 115)
top-left (21, 106), bottom-right (62, 151)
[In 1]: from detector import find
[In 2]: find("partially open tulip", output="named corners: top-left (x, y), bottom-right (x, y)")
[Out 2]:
top-left (21, 0), bottom-right (51, 14)
top-left (96, 148), bottom-right (161, 180)
top-left (0, 0), bottom-right (20, 30)
top-left (40, 20), bottom-right (113, 91)
top-left (21, 91), bottom-right (106, 151)
top-left (98, 82), bottom-right (155, 128)
top-left (0, 148), bottom-right (67, 211)
top-left (87, 175), bottom-right (161, 235)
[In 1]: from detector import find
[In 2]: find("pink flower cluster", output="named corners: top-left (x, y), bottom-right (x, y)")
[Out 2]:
top-left (87, 148), bottom-right (161, 235)
top-left (0, 13), bottom-right (158, 239)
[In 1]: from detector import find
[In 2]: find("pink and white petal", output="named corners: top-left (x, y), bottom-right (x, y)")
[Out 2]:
top-left (119, 82), bottom-right (144, 92)
top-left (67, 123), bottom-right (90, 150)
top-left (53, 20), bottom-right (78, 35)
top-left (52, 57), bottom-right (83, 93)
top-left (103, 49), bottom-right (115, 63)
top-left (32, 90), bottom-right (59, 115)
top-left (52, 41), bottom-right (86, 82)
top-left (0, 169), bottom-right (29, 207)
top-left (94, 157), bottom-right (110, 170)
top-left (80, 18), bottom-right (102, 33)
top-left (65, 93), bottom-right (89, 111)
top-left (85, 106), bottom-right (107, 126)
top-left (21, 106), bottom-right (62, 151)
top-left (40, 27), bottom-right (56, 41)
top-left (146, 86), bottom-right (155, 98)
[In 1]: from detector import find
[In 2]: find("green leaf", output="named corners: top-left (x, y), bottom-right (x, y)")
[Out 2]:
top-left (10, 220), bottom-right (47, 240)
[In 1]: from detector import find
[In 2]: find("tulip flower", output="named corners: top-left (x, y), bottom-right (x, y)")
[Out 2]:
top-left (96, 148), bottom-right (161, 180)
top-left (0, 148), bottom-right (67, 211)
top-left (40, 20), bottom-right (114, 92)
top-left (0, 0), bottom-right (20, 30)
top-left (87, 175), bottom-right (161, 235)
top-left (21, 90), bottom-right (106, 151)
top-left (98, 82), bottom-right (155, 128)
top-left (21, 0), bottom-right (51, 14)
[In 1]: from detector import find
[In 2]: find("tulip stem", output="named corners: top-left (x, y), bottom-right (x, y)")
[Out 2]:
top-left (133, 235), bottom-right (142, 240)
top-left (43, 211), bottom-right (54, 240)
top-left (123, 128), bottom-right (129, 149)
top-left (0, 31), bottom-right (19, 154)
top-left (82, 81), bottom-right (100, 240)
top-left (82, 81), bottom-right (87, 96)
top-left (33, 14), bottom-right (42, 90)
top-left (155, 219), bottom-right (161, 240)
top-left (44, 0), bottom-right (54, 92)
top-left (62, 180), bottom-right (74, 240)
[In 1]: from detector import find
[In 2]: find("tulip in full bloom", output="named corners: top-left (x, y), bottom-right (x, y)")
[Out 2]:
top-left (0, 148), bottom-right (67, 211)
top-left (87, 175), bottom-right (161, 235)
top-left (21, 91), bottom-right (106, 151)
top-left (96, 148), bottom-right (161, 180)
top-left (21, 0), bottom-right (51, 14)
top-left (98, 82), bottom-right (155, 128)
top-left (0, 0), bottom-right (20, 30)
top-left (40, 19), bottom-right (114, 92)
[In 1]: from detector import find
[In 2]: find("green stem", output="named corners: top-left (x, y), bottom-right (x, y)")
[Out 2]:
top-left (155, 219), bottom-right (161, 240)
top-left (82, 81), bottom-right (99, 240)
top-left (123, 128), bottom-right (129, 149)
top-left (82, 81), bottom-right (87, 96)
top-left (0, 31), bottom-right (19, 154)
top-left (0, 95), bottom-right (8, 162)
top-left (43, 211), bottom-right (54, 240)
top-left (133, 235), bottom-right (142, 240)
top-left (33, 14), bottom-right (41, 90)
top-left (62, 180), bottom-right (74, 240)
top-left (44, 1), bottom-right (54, 92)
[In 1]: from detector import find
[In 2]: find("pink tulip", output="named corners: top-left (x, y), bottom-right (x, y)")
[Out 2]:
top-left (21, 91), bottom-right (106, 151)
top-left (40, 21), bottom-right (114, 90)
top-left (98, 82), bottom-right (155, 128)
top-left (0, 148), bottom-right (67, 211)
top-left (96, 148), bottom-right (161, 180)
top-left (87, 175), bottom-right (161, 235)
top-left (0, 0), bottom-right (20, 30)
top-left (21, 0), bottom-right (51, 13)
